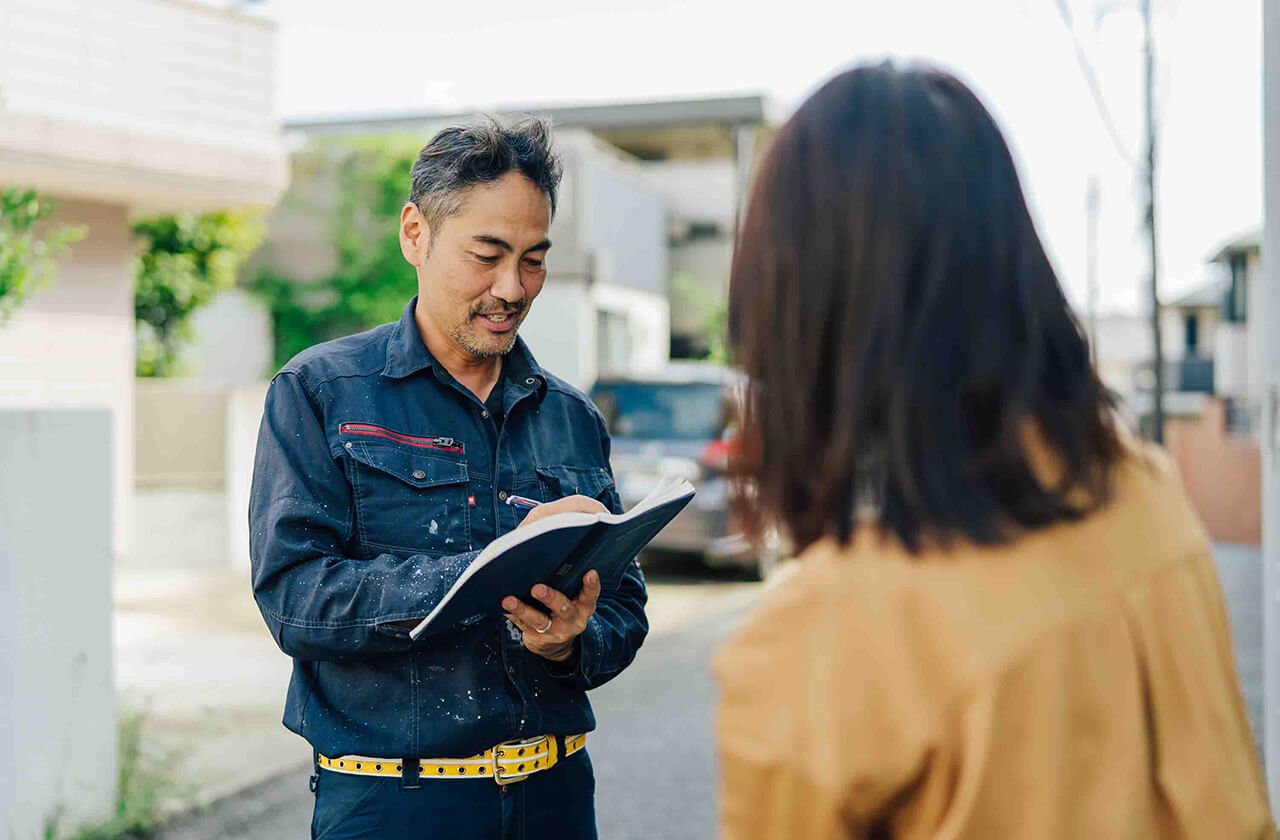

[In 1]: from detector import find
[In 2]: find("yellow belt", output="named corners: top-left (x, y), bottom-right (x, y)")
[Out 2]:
top-left (318, 733), bottom-right (586, 785)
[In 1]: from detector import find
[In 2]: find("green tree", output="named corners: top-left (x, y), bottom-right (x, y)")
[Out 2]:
top-left (133, 210), bottom-right (264, 377)
top-left (0, 187), bottom-right (86, 322)
top-left (251, 137), bottom-right (421, 368)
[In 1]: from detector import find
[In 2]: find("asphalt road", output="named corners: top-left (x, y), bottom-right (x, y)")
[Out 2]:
top-left (157, 544), bottom-right (1267, 840)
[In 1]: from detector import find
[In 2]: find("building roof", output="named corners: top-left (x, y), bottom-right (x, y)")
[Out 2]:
top-left (1208, 227), bottom-right (1261, 263)
top-left (1168, 279), bottom-right (1228, 309)
top-left (285, 94), bottom-right (768, 137)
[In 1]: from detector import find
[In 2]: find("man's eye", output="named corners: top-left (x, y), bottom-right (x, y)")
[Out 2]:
top-left (474, 254), bottom-right (500, 264)
top-left (523, 259), bottom-right (544, 269)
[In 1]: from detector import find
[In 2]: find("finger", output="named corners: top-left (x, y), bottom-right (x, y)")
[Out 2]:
top-left (503, 597), bottom-right (552, 631)
top-left (575, 570), bottom-right (601, 610)
top-left (505, 611), bottom-right (550, 635)
top-left (531, 583), bottom-right (575, 619)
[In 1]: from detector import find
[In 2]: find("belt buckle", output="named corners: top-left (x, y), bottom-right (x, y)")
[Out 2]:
top-left (492, 736), bottom-right (545, 786)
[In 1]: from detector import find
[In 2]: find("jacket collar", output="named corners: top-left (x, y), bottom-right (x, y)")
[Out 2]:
top-left (384, 296), bottom-right (548, 399)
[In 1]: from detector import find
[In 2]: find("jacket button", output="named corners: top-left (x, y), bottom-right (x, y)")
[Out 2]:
top-left (412, 470), bottom-right (426, 480)
top-left (481, 409), bottom-right (490, 418)
top-left (525, 377), bottom-right (536, 386)
top-left (498, 491), bottom-right (508, 501)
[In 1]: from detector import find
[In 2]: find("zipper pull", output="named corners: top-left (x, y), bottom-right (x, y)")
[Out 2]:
top-left (433, 437), bottom-right (455, 448)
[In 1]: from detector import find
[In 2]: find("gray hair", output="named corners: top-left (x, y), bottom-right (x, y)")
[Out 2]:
top-left (408, 116), bottom-right (562, 240)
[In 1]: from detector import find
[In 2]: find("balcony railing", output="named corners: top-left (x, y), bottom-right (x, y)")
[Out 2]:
top-left (1165, 357), bottom-right (1215, 394)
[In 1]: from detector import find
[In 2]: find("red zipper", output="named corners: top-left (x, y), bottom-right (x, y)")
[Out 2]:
top-left (339, 423), bottom-right (464, 453)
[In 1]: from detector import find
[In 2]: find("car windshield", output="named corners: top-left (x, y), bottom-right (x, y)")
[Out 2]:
top-left (590, 382), bottom-right (725, 440)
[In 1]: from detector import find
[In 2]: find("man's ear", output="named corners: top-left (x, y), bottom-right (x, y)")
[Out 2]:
top-left (399, 203), bottom-right (431, 266)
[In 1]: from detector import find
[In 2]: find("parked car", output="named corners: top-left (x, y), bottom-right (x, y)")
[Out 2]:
top-left (589, 363), bottom-right (783, 579)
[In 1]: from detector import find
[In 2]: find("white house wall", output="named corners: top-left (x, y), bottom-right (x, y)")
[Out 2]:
top-left (519, 279), bottom-right (595, 390)
top-left (0, 200), bottom-right (135, 560)
top-left (590, 282), bottom-right (669, 377)
top-left (0, 0), bottom-right (287, 211)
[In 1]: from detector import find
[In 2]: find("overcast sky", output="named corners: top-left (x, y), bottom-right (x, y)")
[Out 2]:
top-left (259, 0), bottom-right (1262, 315)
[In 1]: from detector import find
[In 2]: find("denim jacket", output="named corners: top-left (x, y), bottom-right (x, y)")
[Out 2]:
top-left (249, 298), bottom-right (648, 760)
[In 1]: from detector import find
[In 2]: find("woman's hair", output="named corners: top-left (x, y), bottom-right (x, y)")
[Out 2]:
top-left (729, 62), bottom-right (1121, 553)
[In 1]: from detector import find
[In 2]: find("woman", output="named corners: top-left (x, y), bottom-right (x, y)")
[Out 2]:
top-left (716, 63), bottom-right (1272, 838)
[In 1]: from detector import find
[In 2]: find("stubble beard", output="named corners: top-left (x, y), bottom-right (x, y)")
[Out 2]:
top-left (448, 313), bottom-right (522, 358)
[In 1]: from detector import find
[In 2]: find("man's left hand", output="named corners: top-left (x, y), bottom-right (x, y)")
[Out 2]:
top-left (503, 571), bottom-right (601, 662)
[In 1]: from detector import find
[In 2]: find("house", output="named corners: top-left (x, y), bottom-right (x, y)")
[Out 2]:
top-left (279, 94), bottom-right (772, 367)
top-left (1094, 229), bottom-right (1264, 545)
top-left (0, 1), bottom-right (286, 834)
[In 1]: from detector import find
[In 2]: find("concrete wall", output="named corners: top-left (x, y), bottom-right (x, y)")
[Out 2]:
top-left (131, 381), bottom-right (267, 571)
top-left (0, 411), bottom-right (116, 839)
top-left (0, 200), bottom-right (135, 560)
top-left (1165, 398), bottom-right (1262, 545)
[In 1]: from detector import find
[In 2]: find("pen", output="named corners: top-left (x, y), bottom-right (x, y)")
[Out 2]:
top-left (504, 494), bottom-right (542, 511)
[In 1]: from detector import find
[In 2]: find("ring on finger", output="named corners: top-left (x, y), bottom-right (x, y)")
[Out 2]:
top-left (534, 615), bottom-right (553, 634)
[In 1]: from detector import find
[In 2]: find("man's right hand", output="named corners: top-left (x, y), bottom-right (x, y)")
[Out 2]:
top-left (517, 494), bottom-right (607, 528)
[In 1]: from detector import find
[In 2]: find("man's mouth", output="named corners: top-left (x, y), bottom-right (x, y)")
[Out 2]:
top-left (475, 310), bottom-right (519, 332)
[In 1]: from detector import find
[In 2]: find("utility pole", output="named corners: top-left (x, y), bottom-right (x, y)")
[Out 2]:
top-left (1056, 0), bottom-right (1165, 440)
top-left (1143, 0), bottom-right (1165, 442)
top-left (1261, 0), bottom-right (1279, 809)
top-left (1086, 175), bottom-right (1101, 355)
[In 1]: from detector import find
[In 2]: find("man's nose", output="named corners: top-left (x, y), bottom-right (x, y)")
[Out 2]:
top-left (490, 261), bottom-right (523, 305)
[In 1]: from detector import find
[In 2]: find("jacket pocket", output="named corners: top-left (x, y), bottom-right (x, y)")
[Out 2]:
top-left (342, 427), bottom-right (470, 556)
top-left (535, 465), bottom-right (615, 503)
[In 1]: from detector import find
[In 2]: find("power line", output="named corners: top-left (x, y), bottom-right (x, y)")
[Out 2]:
top-left (1053, 0), bottom-right (1139, 168)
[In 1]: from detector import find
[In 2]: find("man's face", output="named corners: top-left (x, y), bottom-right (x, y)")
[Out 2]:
top-left (403, 171), bottom-right (552, 360)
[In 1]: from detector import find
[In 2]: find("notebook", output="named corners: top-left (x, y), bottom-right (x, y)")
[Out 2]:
top-left (408, 474), bottom-right (696, 639)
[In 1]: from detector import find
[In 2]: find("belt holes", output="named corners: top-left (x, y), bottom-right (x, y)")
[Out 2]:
top-left (375, 764), bottom-right (382, 771)
top-left (437, 767), bottom-right (445, 775)
top-left (517, 763), bottom-right (525, 772)
top-left (338, 761), bottom-right (345, 768)
top-left (355, 763), bottom-right (362, 770)
top-left (458, 767), bottom-right (465, 774)
top-left (395, 764), bottom-right (402, 772)
top-left (518, 748), bottom-right (525, 756)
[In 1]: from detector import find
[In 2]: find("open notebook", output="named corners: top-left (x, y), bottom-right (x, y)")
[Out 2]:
top-left (408, 475), bottom-right (696, 639)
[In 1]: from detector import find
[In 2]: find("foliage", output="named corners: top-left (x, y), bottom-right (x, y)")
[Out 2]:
top-left (45, 712), bottom-right (184, 840)
top-left (134, 210), bottom-right (264, 377)
top-left (671, 270), bottom-right (729, 364)
top-left (251, 137), bottom-right (422, 369)
top-left (0, 187), bottom-right (86, 322)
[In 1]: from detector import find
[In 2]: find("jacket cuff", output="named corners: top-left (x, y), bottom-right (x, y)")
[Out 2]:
top-left (542, 614), bottom-right (604, 683)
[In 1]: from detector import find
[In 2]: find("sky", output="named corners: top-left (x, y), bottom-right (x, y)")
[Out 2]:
top-left (255, 0), bottom-right (1262, 316)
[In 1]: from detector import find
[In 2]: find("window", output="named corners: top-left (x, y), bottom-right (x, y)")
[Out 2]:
top-left (1224, 254), bottom-right (1248, 323)
top-left (597, 310), bottom-right (630, 374)
top-left (1184, 313), bottom-right (1199, 356)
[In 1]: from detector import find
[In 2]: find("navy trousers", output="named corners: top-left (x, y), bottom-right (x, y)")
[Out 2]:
top-left (310, 749), bottom-right (598, 840)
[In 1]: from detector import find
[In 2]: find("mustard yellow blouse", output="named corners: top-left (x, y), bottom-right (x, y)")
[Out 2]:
top-left (715, 444), bottom-right (1273, 838)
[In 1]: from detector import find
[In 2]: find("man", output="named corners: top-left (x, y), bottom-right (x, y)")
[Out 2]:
top-left (249, 117), bottom-right (647, 839)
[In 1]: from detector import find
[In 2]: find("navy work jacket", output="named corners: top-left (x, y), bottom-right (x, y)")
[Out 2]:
top-left (249, 297), bottom-right (648, 760)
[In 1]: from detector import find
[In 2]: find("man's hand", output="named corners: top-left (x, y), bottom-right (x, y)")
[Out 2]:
top-left (503, 572), bottom-right (601, 662)
top-left (516, 494), bottom-right (607, 528)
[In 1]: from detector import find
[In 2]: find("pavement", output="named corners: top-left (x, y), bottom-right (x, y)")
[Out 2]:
top-left (113, 554), bottom-right (768, 819)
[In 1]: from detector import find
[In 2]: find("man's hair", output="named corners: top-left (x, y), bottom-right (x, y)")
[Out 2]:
top-left (408, 116), bottom-right (562, 239)
top-left (729, 62), bottom-right (1122, 554)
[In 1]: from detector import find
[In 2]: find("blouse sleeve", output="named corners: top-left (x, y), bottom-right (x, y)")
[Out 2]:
top-left (713, 565), bottom-right (939, 839)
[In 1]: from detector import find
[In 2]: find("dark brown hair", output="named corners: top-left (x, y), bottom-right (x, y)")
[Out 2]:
top-left (729, 63), bottom-right (1121, 553)
top-left (409, 116), bottom-right (563, 238)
